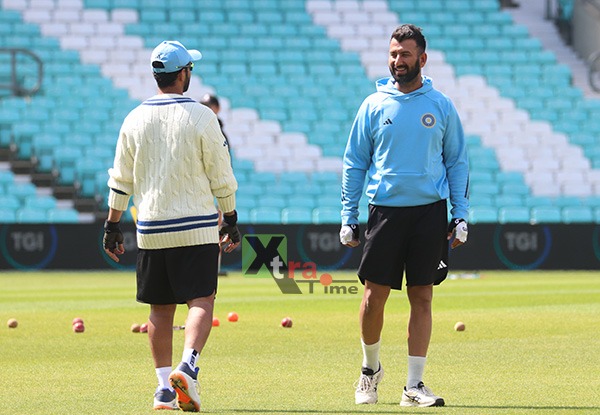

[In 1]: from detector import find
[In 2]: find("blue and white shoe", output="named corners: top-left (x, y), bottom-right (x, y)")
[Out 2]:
top-left (153, 387), bottom-right (177, 410)
top-left (169, 362), bottom-right (201, 412)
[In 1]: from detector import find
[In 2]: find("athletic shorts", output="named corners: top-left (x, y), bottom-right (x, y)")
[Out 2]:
top-left (136, 244), bottom-right (220, 304)
top-left (357, 200), bottom-right (449, 290)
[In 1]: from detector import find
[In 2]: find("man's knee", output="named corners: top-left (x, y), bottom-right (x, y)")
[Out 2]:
top-left (362, 282), bottom-right (390, 314)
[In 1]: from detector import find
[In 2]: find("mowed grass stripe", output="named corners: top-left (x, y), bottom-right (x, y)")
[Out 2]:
top-left (1, 271), bottom-right (599, 414)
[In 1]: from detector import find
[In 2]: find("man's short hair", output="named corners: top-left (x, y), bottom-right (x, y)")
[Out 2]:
top-left (391, 24), bottom-right (427, 54)
top-left (153, 68), bottom-right (182, 89)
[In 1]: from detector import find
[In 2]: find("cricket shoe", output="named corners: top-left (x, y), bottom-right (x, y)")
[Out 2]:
top-left (400, 382), bottom-right (445, 407)
top-left (153, 387), bottom-right (178, 410)
top-left (354, 365), bottom-right (384, 404)
top-left (169, 362), bottom-right (201, 412)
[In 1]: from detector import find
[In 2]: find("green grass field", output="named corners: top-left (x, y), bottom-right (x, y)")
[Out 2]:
top-left (1, 271), bottom-right (600, 415)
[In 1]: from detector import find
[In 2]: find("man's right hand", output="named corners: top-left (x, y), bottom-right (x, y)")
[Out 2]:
top-left (340, 224), bottom-right (360, 247)
top-left (103, 220), bottom-right (124, 262)
top-left (219, 210), bottom-right (241, 253)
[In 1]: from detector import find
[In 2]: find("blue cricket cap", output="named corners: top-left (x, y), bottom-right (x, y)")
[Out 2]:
top-left (151, 40), bottom-right (202, 74)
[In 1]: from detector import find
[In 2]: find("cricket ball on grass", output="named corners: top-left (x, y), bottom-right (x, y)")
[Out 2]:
top-left (73, 322), bottom-right (85, 333)
top-left (7, 318), bottom-right (18, 328)
top-left (72, 317), bottom-right (84, 326)
top-left (227, 312), bottom-right (238, 322)
top-left (131, 323), bottom-right (141, 333)
top-left (454, 321), bottom-right (466, 332)
top-left (212, 317), bottom-right (220, 327)
top-left (140, 323), bottom-right (148, 333)
top-left (281, 317), bottom-right (293, 328)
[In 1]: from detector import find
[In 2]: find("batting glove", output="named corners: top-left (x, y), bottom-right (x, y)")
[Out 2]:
top-left (103, 220), bottom-right (124, 253)
top-left (448, 218), bottom-right (468, 248)
top-left (219, 210), bottom-right (241, 245)
top-left (340, 224), bottom-right (360, 247)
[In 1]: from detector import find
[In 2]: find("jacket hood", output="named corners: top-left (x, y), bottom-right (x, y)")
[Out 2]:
top-left (376, 75), bottom-right (433, 97)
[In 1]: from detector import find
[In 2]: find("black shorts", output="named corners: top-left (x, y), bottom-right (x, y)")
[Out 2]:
top-left (136, 244), bottom-right (220, 304)
top-left (357, 201), bottom-right (449, 290)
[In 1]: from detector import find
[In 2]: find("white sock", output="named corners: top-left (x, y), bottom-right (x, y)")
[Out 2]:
top-left (407, 355), bottom-right (427, 388)
top-left (361, 339), bottom-right (381, 371)
top-left (181, 348), bottom-right (198, 371)
top-left (156, 367), bottom-right (173, 391)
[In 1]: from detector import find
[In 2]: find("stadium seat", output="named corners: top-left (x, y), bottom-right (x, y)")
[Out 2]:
top-left (312, 207), bottom-right (340, 224)
top-left (498, 207), bottom-right (531, 223)
top-left (281, 207), bottom-right (313, 224)
top-left (7, 182), bottom-right (37, 200)
top-left (24, 195), bottom-right (57, 211)
top-left (47, 208), bottom-right (80, 223)
top-left (562, 206), bottom-right (594, 223)
top-left (0, 195), bottom-right (20, 211)
top-left (249, 207), bottom-right (282, 224)
top-left (16, 208), bottom-right (48, 223)
top-left (530, 207), bottom-right (562, 224)
top-left (468, 206), bottom-right (498, 224)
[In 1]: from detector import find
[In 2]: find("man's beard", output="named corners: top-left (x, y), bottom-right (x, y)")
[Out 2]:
top-left (183, 72), bottom-right (191, 92)
top-left (389, 60), bottom-right (421, 85)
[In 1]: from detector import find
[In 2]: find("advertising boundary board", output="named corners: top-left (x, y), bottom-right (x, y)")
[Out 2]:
top-left (1, 223), bottom-right (600, 271)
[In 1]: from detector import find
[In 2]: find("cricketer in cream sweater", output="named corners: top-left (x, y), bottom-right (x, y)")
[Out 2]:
top-left (103, 40), bottom-right (241, 412)
top-left (107, 93), bottom-right (237, 250)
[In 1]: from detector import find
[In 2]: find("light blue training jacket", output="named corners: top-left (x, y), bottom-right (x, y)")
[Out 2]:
top-left (341, 76), bottom-right (470, 225)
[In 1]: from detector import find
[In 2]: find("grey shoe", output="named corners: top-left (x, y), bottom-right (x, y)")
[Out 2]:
top-left (169, 362), bottom-right (201, 412)
top-left (153, 387), bottom-right (177, 410)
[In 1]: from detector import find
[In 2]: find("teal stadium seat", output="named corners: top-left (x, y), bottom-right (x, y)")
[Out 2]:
top-left (287, 196), bottom-right (318, 209)
top-left (312, 207), bottom-right (341, 224)
top-left (468, 206), bottom-right (498, 224)
top-left (0, 170), bottom-right (15, 188)
top-left (17, 208), bottom-right (47, 223)
top-left (259, 196), bottom-right (287, 209)
top-left (495, 194), bottom-right (524, 207)
top-left (24, 195), bottom-right (57, 211)
top-left (562, 206), bottom-right (593, 223)
top-left (249, 207), bottom-right (282, 224)
top-left (498, 207), bottom-right (531, 223)
top-left (530, 207), bottom-right (562, 224)
top-left (48, 208), bottom-right (80, 223)
top-left (281, 207), bottom-right (313, 224)
top-left (7, 182), bottom-right (37, 200)
top-left (0, 195), bottom-right (20, 211)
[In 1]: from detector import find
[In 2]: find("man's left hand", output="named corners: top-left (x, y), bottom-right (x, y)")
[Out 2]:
top-left (447, 218), bottom-right (468, 249)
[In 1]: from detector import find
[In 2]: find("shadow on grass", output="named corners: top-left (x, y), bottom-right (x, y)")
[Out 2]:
top-left (449, 405), bottom-right (600, 411)
top-left (208, 404), bottom-right (600, 414)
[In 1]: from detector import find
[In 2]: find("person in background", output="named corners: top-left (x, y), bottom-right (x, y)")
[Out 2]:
top-left (200, 93), bottom-right (231, 277)
top-left (340, 24), bottom-right (469, 408)
top-left (200, 93), bottom-right (229, 150)
top-left (103, 40), bottom-right (240, 412)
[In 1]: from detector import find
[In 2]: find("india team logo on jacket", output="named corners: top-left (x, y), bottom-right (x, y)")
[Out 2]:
top-left (421, 113), bottom-right (436, 128)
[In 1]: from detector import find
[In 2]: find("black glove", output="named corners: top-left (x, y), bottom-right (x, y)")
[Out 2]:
top-left (103, 220), bottom-right (124, 252)
top-left (219, 211), bottom-right (240, 244)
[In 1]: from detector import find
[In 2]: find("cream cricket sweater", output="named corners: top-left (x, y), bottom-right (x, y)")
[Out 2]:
top-left (107, 94), bottom-right (237, 249)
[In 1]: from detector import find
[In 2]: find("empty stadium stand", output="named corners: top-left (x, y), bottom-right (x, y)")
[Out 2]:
top-left (1, 0), bottom-right (600, 224)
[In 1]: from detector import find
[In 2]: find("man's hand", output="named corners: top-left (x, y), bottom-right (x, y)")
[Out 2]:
top-left (447, 218), bottom-right (468, 249)
top-left (219, 210), bottom-right (240, 253)
top-left (340, 224), bottom-right (360, 247)
top-left (103, 220), bottom-right (124, 262)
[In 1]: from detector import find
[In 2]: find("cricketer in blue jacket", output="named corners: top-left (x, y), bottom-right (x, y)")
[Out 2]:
top-left (341, 75), bottom-right (470, 226)
top-left (343, 23), bottom-right (470, 409)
